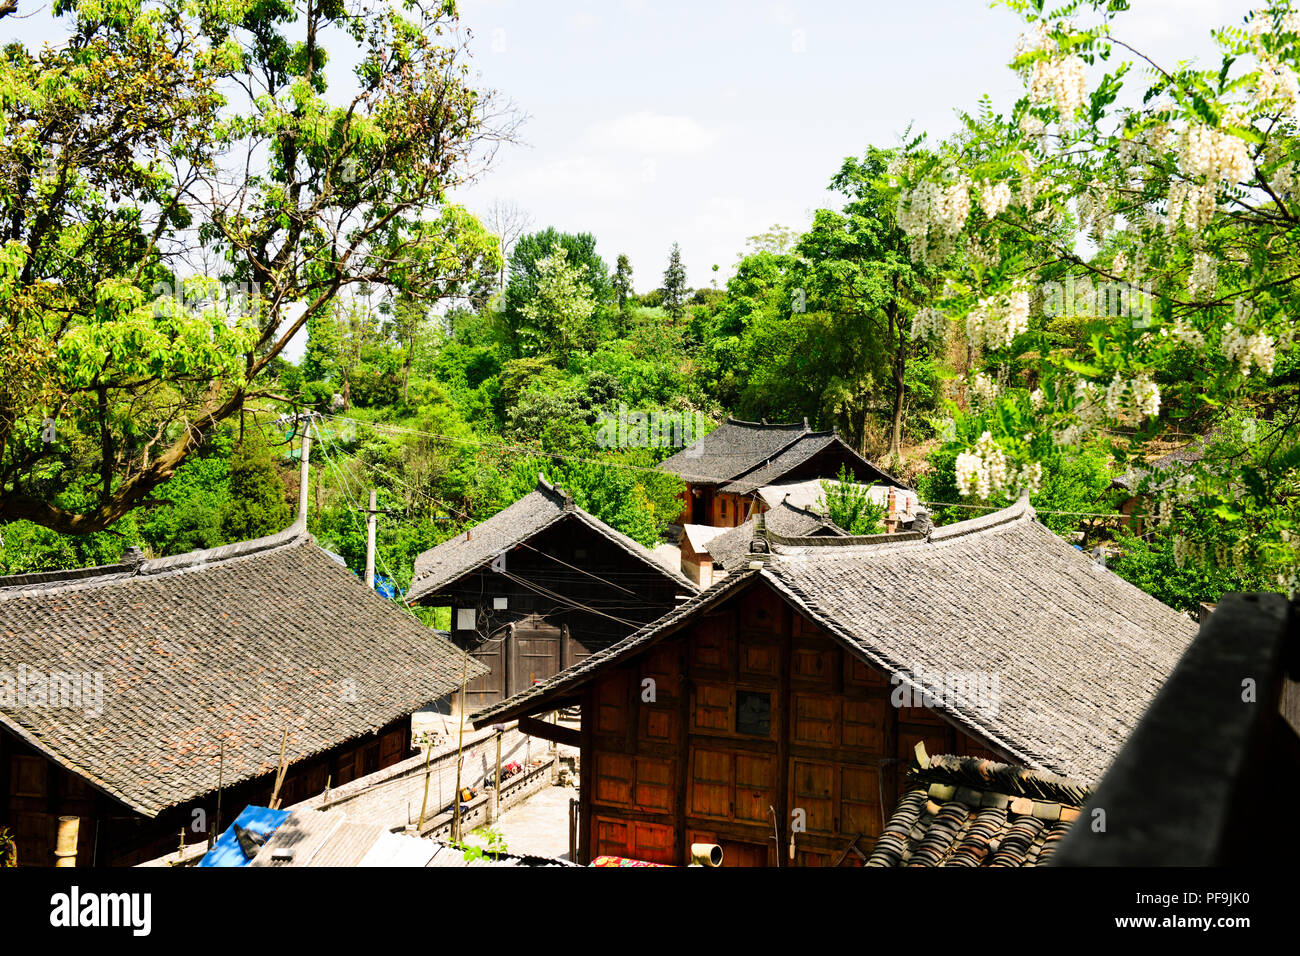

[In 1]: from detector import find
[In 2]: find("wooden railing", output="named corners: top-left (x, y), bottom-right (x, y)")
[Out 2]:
top-left (1053, 592), bottom-right (1300, 865)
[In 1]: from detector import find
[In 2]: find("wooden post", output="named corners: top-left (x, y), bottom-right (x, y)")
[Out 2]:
top-left (298, 430), bottom-right (312, 525)
top-left (54, 816), bottom-right (79, 867)
top-left (452, 651), bottom-right (470, 844)
top-left (416, 738), bottom-right (435, 831)
top-left (495, 730), bottom-right (503, 817)
top-left (212, 740), bottom-right (225, 850)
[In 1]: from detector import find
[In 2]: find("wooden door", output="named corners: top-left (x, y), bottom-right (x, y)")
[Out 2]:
top-left (511, 617), bottom-right (564, 695)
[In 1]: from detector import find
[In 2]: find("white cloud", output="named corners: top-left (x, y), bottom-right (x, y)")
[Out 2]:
top-left (585, 111), bottom-right (723, 156)
top-left (494, 154), bottom-right (637, 203)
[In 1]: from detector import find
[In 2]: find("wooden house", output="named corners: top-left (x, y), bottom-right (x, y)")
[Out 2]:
top-left (658, 417), bottom-right (905, 528)
top-left (406, 476), bottom-right (697, 711)
top-left (470, 498), bottom-right (1196, 866)
top-left (0, 519), bottom-right (478, 866)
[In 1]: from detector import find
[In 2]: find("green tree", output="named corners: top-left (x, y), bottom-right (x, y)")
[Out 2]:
top-left (222, 433), bottom-right (291, 541)
top-left (663, 242), bottom-right (687, 319)
top-left (517, 245), bottom-right (598, 360)
top-left (613, 254), bottom-right (634, 313)
top-left (503, 228), bottom-right (610, 354)
top-left (0, 0), bottom-right (512, 536)
top-left (816, 465), bottom-right (886, 534)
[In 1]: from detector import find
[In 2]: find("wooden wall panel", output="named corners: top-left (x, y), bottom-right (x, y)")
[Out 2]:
top-left (596, 671), bottom-right (630, 736)
top-left (634, 757), bottom-right (674, 813)
top-left (842, 698), bottom-right (887, 752)
top-left (594, 752), bottom-right (633, 807)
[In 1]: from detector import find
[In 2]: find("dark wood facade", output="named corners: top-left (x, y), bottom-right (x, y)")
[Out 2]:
top-left (577, 580), bottom-right (1004, 866)
top-left (1, 717), bottom-right (412, 867)
top-left (421, 520), bottom-right (688, 710)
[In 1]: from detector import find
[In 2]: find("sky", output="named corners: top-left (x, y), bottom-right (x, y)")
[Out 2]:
top-left (3, 0), bottom-right (1253, 330)
top-left (448, 0), bottom-right (1250, 292)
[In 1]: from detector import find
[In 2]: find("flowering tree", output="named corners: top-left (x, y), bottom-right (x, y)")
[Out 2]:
top-left (897, 0), bottom-right (1300, 591)
top-left (518, 244), bottom-right (598, 359)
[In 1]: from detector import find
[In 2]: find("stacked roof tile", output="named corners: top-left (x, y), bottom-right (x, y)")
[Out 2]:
top-left (868, 753), bottom-right (1090, 867)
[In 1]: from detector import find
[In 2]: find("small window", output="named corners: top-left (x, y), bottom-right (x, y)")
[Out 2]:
top-left (736, 690), bottom-right (771, 737)
top-left (456, 608), bottom-right (477, 631)
top-left (493, 597), bottom-right (508, 610)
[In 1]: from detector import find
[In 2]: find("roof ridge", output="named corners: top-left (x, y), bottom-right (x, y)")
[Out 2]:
top-left (763, 497), bottom-right (1031, 558)
top-left (724, 416), bottom-right (809, 430)
top-left (0, 516), bottom-right (311, 598)
top-left (911, 754), bottom-right (1091, 806)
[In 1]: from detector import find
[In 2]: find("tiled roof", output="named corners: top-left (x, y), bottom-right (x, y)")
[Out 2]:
top-left (406, 475), bottom-right (697, 603)
top-left (658, 417), bottom-right (904, 491)
top-left (658, 417), bottom-right (809, 484)
top-left (0, 519), bottom-right (480, 818)
top-left (471, 498), bottom-right (1197, 785)
top-left (867, 752), bottom-right (1089, 867)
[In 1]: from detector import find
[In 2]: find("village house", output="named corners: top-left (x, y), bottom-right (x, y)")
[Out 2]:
top-left (658, 417), bottom-right (908, 529)
top-left (406, 475), bottom-right (698, 711)
top-left (0, 516), bottom-right (479, 867)
top-left (470, 498), bottom-right (1196, 867)
top-left (679, 498), bottom-right (849, 588)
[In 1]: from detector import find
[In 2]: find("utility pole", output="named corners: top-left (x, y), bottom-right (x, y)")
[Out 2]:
top-left (297, 428), bottom-right (312, 525)
top-left (365, 489), bottom-right (377, 589)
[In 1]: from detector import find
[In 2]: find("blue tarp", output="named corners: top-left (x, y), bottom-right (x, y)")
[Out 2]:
top-left (198, 805), bottom-right (291, 867)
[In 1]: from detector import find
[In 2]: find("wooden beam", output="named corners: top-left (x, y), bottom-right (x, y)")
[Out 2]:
top-left (518, 716), bottom-right (580, 748)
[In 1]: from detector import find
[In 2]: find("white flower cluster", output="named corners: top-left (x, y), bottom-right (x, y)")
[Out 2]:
top-left (1015, 20), bottom-right (1053, 57)
top-left (1076, 181), bottom-right (1114, 240)
top-left (1164, 315), bottom-right (1206, 348)
top-left (956, 432), bottom-right (1043, 500)
top-left (1188, 252), bottom-right (1218, 300)
top-left (1179, 124), bottom-right (1253, 185)
top-left (979, 180), bottom-right (1013, 218)
top-left (968, 371), bottom-right (1001, 407)
top-left (896, 177), bottom-right (971, 264)
top-left (1166, 179), bottom-right (1218, 233)
top-left (1221, 322), bottom-right (1277, 376)
top-left (1264, 141), bottom-right (1297, 201)
top-left (1029, 54), bottom-right (1088, 118)
top-left (1020, 112), bottom-right (1048, 140)
top-left (966, 282), bottom-right (1030, 351)
top-left (1104, 372), bottom-right (1161, 424)
top-left (910, 306), bottom-right (948, 342)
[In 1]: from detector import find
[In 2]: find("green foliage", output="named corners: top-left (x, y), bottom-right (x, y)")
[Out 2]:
top-left (222, 432), bottom-right (292, 541)
top-left (816, 465), bottom-right (886, 534)
top-left (457, 826), bottom-right (508, 863)
top-left (0, 826), bottom-right (15, 867)
top-left (1109, 530), bottom-right (1265, 616)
